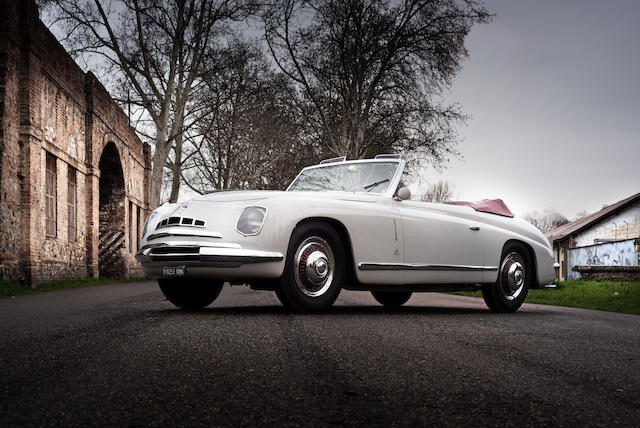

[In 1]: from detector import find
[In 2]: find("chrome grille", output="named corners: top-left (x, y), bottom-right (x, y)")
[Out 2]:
top-left (149, 246), bottom-right (199, 262)
top-left (156, 216), bottom-right (206, 229)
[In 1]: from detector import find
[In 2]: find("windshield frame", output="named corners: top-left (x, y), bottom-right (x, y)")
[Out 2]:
top-left (286, 159), bottom-right (406, 198)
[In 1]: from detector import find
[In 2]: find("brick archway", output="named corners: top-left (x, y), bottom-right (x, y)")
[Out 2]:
top-left (98, 141), bottom-right (126, 277)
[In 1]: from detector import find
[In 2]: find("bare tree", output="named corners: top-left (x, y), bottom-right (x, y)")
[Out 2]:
top-left (44, 0), bottom-right (252, 207)
top-left (524, 209), bottom-right (570, 233)
top-left (182, 40), bottom-right (316, 193)
top-left (575, 210), bottom-right (591, 220)
top-left (421, 180), bottom-right (454, 203)
top-left (263, 0), bottom-right (491, 161)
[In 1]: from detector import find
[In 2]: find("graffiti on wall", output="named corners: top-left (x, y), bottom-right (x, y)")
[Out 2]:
top-left (567, 239), bottom-right (638, 279)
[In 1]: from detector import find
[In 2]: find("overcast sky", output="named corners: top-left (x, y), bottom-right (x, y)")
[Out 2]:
top-left (44, 1), bottom-right (638, 216)
top-left (432, 0), bottom-right (640, 218)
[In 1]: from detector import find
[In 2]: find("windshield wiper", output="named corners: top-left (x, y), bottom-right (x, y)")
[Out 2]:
top-left (356, 178), bottom-right (390, 192)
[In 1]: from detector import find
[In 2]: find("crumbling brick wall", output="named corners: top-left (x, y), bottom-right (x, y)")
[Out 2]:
top-left (0, 0), bottom-right (151, 285)
top-left (573, 265), bottom-right (640, 282)
top-left (0, 1), bottom-right (26, 282)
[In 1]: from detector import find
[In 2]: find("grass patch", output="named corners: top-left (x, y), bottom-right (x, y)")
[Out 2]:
top-left (453, 279), bottom-right (640, 315)
top-left (0, 276), bottom-right (150, 298)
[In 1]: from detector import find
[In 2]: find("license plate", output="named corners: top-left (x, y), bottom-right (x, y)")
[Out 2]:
top-left (162, 266), bottom-right (185, 277)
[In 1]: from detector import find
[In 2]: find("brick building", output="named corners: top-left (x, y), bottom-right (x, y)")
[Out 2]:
top-left (0, 1), bottom-right (151, 284)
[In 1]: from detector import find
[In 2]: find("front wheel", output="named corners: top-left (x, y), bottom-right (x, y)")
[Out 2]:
top-left (371, 291), bottom-right (412, 307)
top-left (482, 243), bottom-right (530, 313)
top-left (276, 221), bottom-right (345, 313)
top-left (274, 287), bottom-right (295, 310)
top-left (158, 278), bottom-right (223, 310)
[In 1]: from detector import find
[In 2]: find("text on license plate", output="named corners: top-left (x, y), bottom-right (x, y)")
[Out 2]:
top-left (162, 266), bottom-right (185, 277)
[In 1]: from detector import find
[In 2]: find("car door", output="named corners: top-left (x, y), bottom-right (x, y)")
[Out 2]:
top-left (343, 196), bottom-right (404, 286)
top-left (395, 200), bottom-right (486, 284)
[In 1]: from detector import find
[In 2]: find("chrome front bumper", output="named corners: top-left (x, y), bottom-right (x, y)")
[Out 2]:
top-left (135, 241), bottom-right (284, 268)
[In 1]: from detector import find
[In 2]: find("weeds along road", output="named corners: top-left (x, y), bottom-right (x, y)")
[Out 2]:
top-left (0, 282), bottom-right (638, 427)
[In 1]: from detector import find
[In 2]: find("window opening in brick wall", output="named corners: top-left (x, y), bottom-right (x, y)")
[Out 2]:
top-left (45, 152), bottom-right (57, 237)
top-left (68, 166), bottom-right (77, 241)
top-left (136, 205), bottom-right (141, 251)
top-left (129, 201), bottom-right (134, 253)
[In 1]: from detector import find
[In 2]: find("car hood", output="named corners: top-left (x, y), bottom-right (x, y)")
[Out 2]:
top-left (145, 190), bottom-right (379, 243)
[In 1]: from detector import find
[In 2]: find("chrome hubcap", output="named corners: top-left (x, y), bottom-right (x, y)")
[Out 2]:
top-left (306, 251), bottom-right (329, 283)
top-left (508, 262), bottom-right (524, 289)
top-left (294, 237), bottom-right (335, 297)
top-left (500, 252), bottom-right (525, 300)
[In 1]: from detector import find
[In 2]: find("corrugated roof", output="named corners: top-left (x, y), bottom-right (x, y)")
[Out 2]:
top-left (545, 192), bottom-right (640, 242)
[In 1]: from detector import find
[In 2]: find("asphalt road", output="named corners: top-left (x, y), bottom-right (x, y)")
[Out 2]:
top-left (0, 282), bottom-right (638, 427)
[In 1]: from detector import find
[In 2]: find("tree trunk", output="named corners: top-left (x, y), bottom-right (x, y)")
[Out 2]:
top-left (150, 129), bottom-right (169, 208)
top-left (168, 133), bottom-right (183, 203)
top-left (355, 123), bottom-right (366, 159)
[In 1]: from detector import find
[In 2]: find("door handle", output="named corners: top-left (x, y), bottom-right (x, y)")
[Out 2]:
top-left (468, 226), bottom-right (480, 231)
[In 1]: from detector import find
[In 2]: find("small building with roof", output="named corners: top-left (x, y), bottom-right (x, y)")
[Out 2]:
top-left (545, 192), bottom-right (640, 281)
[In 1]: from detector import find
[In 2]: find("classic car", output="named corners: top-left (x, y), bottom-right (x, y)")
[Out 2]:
top-left (136, 155), bottom-right (556, 313)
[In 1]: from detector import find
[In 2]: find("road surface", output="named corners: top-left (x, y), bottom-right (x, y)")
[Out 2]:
top-left (0, 282), bottom-right (638, 427)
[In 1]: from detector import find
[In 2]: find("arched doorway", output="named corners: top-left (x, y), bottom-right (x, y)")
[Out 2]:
top-left (98, 142), bottom-right (127, 277)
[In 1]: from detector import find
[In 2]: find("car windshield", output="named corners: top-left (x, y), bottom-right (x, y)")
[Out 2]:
top-left (287, 161), bottom-right (400, 194)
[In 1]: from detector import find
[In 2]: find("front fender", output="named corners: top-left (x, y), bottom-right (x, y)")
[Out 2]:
top-left (481, 217), bottom-right (555, 287)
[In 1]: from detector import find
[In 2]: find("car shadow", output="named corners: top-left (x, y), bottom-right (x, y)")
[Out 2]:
top-left (142, 304), bottom-right (550, 317)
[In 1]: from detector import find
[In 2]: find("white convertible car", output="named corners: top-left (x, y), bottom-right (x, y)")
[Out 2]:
top-left (137, 155), bottom-right (556, 313)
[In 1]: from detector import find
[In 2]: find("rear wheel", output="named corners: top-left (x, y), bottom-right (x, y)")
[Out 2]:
top-left (482, 243), bottom-right (530, 313)
top-left (277, 221), bottom-right (345, 312)
top-left (371, 291), bottom-right (412, 308)
top-left (158, 278), bottom-right (223, 310)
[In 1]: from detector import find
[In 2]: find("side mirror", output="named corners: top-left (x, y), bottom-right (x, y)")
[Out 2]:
top-left (395, 187), bottom-right (411, 201)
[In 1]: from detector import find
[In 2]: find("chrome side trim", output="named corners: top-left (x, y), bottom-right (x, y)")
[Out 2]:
top-left (358, 262), bottom-right (498, 271)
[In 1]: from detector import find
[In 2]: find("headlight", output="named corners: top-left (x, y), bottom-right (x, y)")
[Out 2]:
top-left (236, 206), bottom-right (267, 236)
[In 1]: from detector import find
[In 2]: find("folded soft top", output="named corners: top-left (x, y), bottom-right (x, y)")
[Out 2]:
top-left (445, 199), bottom-right (515, 218)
